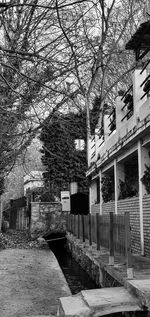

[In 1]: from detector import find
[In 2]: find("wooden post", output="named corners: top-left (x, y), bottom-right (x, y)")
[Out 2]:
top-left (78, 214), bottom-right (80, 239)
top-left (22, 209), bottom-right (24, 230)
top-left (68, 213), bottom-right (70, 232)
top-left (96, 213), bottom-right (100, 250)
top-left (73, 214), bottom-right (75, 236)
top-left (70, 214), bottom-right (71, 232)
top-left (66, 212), bottom-right (68, 231)
top-left (82, 214), bottom-right (85, 243)
top-left (89, 213), bottom-right (92, 246)
top-left (72, 214), bottom-right (73, 234)
top-left (71, 214), bottom-right (73, 233)
top-left (75, 215), bottom-right (78, 236)
top-left (125, 211), bottom-right (133, 279)
top-left (109, 212), bottom-right (114, 265)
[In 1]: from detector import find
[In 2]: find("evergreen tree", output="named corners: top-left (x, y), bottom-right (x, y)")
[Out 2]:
top-left (40, 111), bottom-right (89, 199)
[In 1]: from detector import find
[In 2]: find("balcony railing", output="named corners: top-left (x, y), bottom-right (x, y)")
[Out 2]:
top-left (108, 108), bottom-right (116, 135)
top-left (121, 86), bottom-right (133, 122)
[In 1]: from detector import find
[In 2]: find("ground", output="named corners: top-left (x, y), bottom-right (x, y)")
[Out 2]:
top-left (0, 230), bottom-right (71, 317)
top-left (0, 229), bottom-right (47, 249)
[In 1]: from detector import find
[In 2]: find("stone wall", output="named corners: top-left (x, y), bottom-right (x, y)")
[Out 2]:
top-left (66, 234), bottom-right (120, 288)
top-left (30, 202), bottom-right (66, 237)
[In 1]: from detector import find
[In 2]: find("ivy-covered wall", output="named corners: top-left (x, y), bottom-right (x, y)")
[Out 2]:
top-left (40, 112), bottom-right (89, 198)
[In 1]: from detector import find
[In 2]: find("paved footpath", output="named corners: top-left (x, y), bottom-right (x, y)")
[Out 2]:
top-left (0, 248), bottom-right (71, 317)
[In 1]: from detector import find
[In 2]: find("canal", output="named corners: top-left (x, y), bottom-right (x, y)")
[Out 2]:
top-left (49, 243), bottom-right (99, 294)
top-left (46, 235), bottom-right (149, 317)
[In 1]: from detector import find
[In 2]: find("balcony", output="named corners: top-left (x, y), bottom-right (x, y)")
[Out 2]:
top-left (88, 62), bottom-right (150, 174)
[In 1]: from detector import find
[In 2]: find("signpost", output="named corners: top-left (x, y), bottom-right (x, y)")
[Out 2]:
top-left (61, 191), bottom-right (70, 212)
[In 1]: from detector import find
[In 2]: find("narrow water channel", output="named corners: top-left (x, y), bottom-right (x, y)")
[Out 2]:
top-left (47, 238), bottom-right (149, 317)
top-left (49, 243), bottom-right (99, 294)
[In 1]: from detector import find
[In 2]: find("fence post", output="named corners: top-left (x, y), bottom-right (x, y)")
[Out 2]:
top-left (73, 214), bottom-right (75, 236)
top-left (96, 213), bottom-right (100, 250)
top-left (75, 215), bottom-right (78, 237)
top-left (78, 214), bottom-right (80, 239)
top-left (68, 213), bottom-right (70, 232)
top-left (71, 214), bottom-right (73, 233)
top-left (125, 211), bottom-right (133, 279)
top-left (66, 212), bottom-right (68, 231)
top-left (81, 214), bottom-right (85, 243)
top-left (88, 213), bottom-right (92, 246)
top-left (109, 212), bottom-right (114, 265)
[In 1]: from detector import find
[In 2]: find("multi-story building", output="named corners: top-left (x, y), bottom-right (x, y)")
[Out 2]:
top-left (86, 21), bottom-right (150, 256)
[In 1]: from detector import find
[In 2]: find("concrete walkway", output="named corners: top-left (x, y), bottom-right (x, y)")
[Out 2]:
top-left (58, 287), bottom-right (141, 317)
top-left (0, 249), bottom-right (71, 317)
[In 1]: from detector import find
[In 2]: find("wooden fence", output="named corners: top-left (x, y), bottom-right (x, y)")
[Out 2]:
top-left (9, 197), bottom-right (29, 230)
top-left (66, 212), bottom-right (133, 278)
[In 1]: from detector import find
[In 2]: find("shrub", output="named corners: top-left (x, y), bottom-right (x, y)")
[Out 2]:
top-left (141, 164), bottom-right (150, 194)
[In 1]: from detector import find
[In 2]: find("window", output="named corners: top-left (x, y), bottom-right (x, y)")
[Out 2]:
top-left (74, 139), bottom-right (85, 151)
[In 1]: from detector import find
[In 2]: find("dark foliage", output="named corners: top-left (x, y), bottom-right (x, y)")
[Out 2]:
top-left (141, 164), bottom-right (150, 194)
top-left (0, 177), bottom-right (4, 196)
top-left (118, 179), bottom-right (137, 199)
top-left (101, 175), bottom-right (114, 203)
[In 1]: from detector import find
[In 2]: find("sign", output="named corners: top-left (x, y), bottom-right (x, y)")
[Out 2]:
top-left (61, 191), bottom-right (70, 212)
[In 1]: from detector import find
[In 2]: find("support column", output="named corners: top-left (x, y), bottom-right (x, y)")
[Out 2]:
top-left (114, 159), bottom-right (125, 214)
top-left (99, 170), bottom-right (103, 215)
top-left (89, 186), bottom-right (92, 214)
top-left (138, 140), bottom-right (150, 255)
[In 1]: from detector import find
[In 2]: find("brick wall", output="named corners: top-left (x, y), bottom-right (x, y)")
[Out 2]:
top-left (143, 195), bottom-right (150, 256)
top-left (91, 196), bottom-right (150, 256)
top-left (101, 197), bottom-right (141, 254)
top-left (117, 197), bottom-right (140, 254)
top-left (91, 201), bottom-right (115, 214)
top-left (102, 201), bottom-right (115, 214)
top-left (91, 203), bottom-right (100, 214)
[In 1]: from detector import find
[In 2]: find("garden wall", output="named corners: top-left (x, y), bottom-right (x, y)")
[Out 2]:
top-left (30, 202), bottom-right (66, 238)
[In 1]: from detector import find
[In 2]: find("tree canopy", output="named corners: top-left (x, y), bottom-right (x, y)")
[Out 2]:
top-left (0, 0), bottom-right (147, 185)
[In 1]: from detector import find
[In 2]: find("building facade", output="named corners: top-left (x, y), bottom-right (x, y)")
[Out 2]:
top-left (87, 22), bottom-right (150, 256)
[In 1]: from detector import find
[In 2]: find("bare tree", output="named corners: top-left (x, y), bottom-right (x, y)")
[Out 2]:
top-left (0, 0), bottom-right (146, 174)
